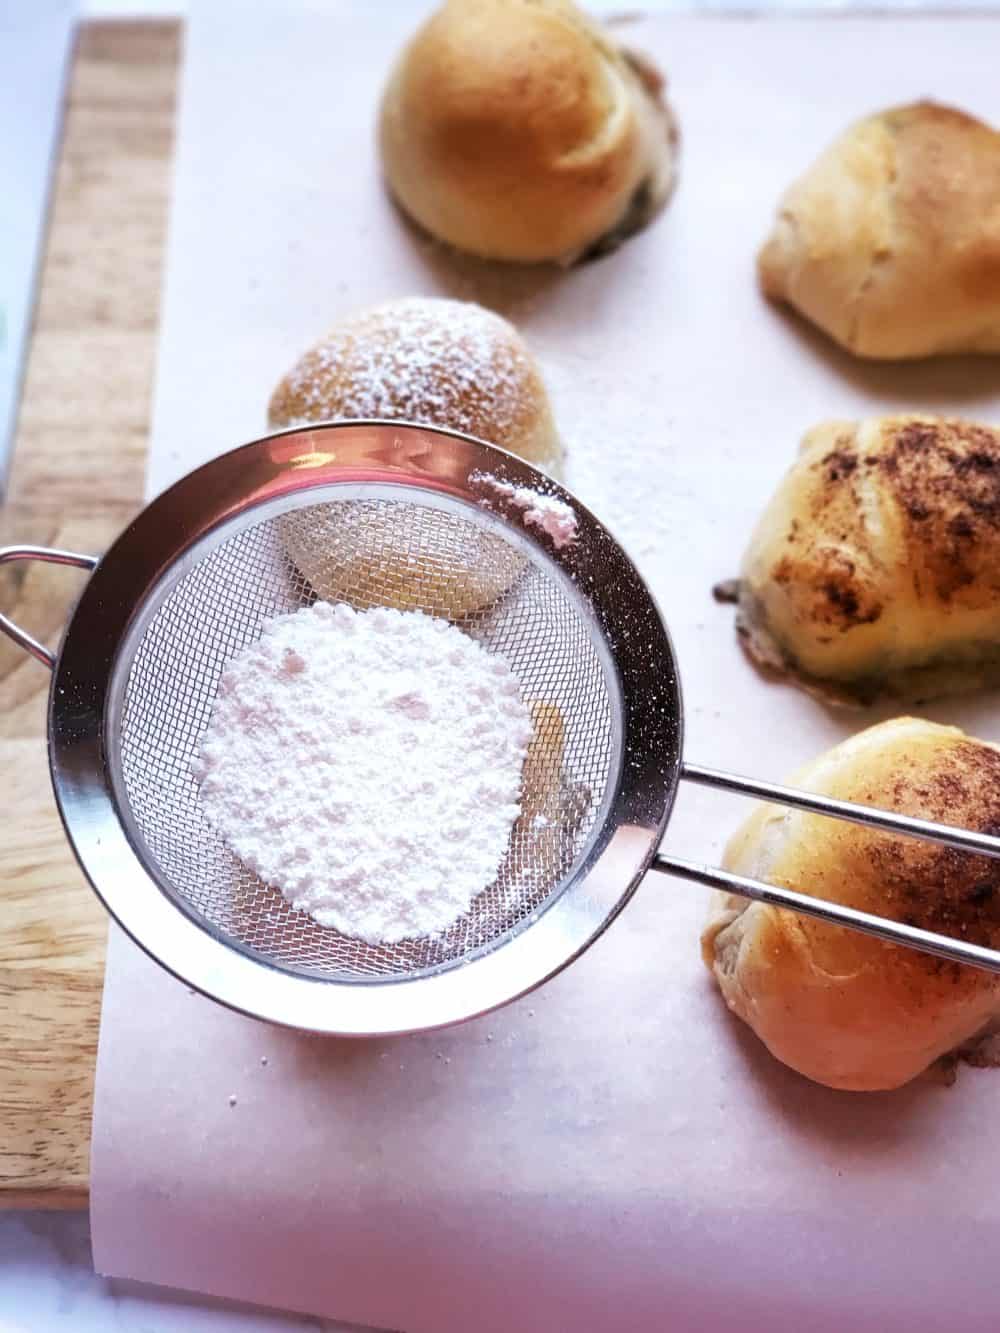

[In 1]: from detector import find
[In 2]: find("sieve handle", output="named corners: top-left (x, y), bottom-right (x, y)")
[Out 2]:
top-left (655, 759), bottom-right (1000, 974)
top-left (680, 760), bottom-right (1000, 861)
top-left (0, 545), bottom-right (98, 670)
top-left (652, 853), bottom-right (1000, 974)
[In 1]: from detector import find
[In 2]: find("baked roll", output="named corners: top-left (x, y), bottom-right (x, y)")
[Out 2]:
top-left (701, 718), bottom-right (1000, 1092)
top-left (378, 0), bottom-right (677, 264)
top-left (759, 101), bottom-right (1000, 358)
top-left (269, 297), bottom-right (560, 614)
top-left (269, 296), bottom-right (562, 472)
top-left (731, 415), bottom-right (1000, 706)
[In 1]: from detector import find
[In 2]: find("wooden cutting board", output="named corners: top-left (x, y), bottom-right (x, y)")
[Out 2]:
top-left (0, 19), bottom-right (178, 1208)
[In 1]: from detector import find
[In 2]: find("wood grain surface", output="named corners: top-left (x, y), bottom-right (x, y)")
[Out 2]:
top-left (0, 20), bottom-right (178, 1208)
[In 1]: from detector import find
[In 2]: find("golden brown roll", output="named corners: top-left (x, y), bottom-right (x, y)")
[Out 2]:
top-left (732, 415), bottom-right (1000, 706)
top-left (269, 297), bottom-right (560, 614)
top-left (378, 0), bottom-right (677, 264)
top-left (759, 101), bottom-right (1000, 359)
top-left (269, 296), bottom-right (563, 471)
top-left (701, 718), bottom-right (1000, 1092)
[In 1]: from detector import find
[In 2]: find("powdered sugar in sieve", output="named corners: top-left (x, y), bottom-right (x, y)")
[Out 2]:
top-left (191, 601), bottom-right (534, 945)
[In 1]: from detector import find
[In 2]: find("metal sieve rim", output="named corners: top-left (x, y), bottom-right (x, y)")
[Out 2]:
top-left (105, 480), bottom-right (625, 984)
top-left (47, 421), bottom-right (683, 1036)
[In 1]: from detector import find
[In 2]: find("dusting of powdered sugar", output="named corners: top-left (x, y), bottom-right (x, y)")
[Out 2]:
top-left (191, 602), bottom-right (533, 944)
top-left (473, 472), bottom-right (578, 549)
top-left (539, 359), bottom-right (677, 569)
top-left (275, 297), bottom-right (533, 440)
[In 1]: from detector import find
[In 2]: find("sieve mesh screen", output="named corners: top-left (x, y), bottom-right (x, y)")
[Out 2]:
top-left (116, 494), bottom-right (617, 982)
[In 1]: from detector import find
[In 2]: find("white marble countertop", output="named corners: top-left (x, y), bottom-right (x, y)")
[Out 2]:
top-left (3, 1211), bottom-right (357, 1331)
top-left (3, 0), bottom-right (992, 1329)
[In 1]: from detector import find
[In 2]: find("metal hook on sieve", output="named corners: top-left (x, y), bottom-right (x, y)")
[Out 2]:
top-left (0, 545), bottom-right (98, 669)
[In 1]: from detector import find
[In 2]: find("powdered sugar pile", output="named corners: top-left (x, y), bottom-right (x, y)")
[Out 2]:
top-left (473, 473), bottom-right (578, 549)
top-left (280, 298), bottom-right (532, 440)
top-left (192, 602), bottom-right (533, 944)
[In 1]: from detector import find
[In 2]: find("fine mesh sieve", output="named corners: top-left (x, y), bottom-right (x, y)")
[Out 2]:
top-left (5, 420), bottom-right (1000, 1037)
top-left (116, 493), bottom-right (615, 983)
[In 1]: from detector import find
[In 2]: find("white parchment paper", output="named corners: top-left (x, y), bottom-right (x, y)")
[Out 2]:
top-left (92, 4), bottom-right (1000, 1328)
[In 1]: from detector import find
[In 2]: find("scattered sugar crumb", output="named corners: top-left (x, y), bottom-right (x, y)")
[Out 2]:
top-left (472, 472), bottom-right (578, 549)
